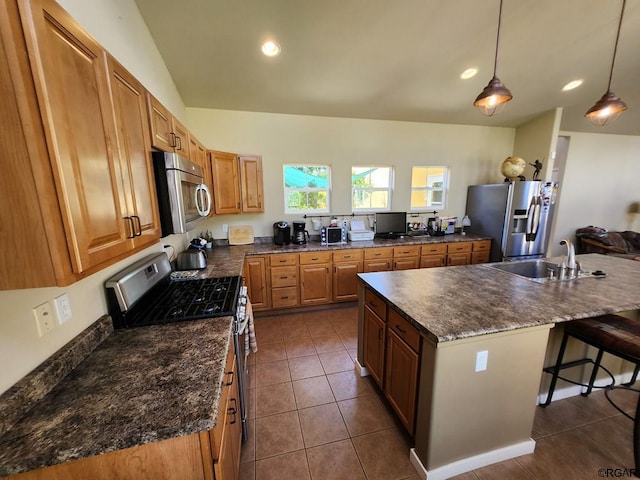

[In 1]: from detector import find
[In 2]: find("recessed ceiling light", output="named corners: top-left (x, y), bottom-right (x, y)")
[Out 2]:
top-left (562, 79), bottom-right (583, 91)
top-left (261, 40), bottom-right (281, 57)
top-left (460, 68), bottom-right (478, 80)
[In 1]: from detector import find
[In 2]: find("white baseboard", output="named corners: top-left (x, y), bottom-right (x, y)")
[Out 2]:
top-left (537, 372), bottom-right (634, 405)
top-left (354, 358), bottom-right (369, 377)
top-left (409, 439), bottom-right (536, 480)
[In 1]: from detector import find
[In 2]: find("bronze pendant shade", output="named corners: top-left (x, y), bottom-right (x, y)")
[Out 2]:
top-left (585, 0), bottom-right (628, 126)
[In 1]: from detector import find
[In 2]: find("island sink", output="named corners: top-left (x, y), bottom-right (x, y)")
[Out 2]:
top-left (485, 259), bottom-right (592, 283)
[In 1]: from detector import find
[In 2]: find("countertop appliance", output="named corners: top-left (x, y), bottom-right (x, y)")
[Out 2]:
top-left (152, 152), bottom-right (211, 236)
top-left (292, 221), bottom-right (309, 245)
top-left (374, 212), bottom-right (407, 238)
top-left (273, 221), bottom-right (291, 245)
top-left (321, 225), bottom-right (347, 245)
top-left (176, 249), bottom-right (208, 270)
top-left (348, 220), bottom-right (375, 241)
top-left (465, 181), bottom-right (558, 262)
top-left (104, 252), bottom-right (248, 440)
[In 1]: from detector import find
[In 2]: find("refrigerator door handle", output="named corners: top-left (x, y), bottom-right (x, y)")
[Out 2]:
top-left (526, 198), bottom-right (542, 241)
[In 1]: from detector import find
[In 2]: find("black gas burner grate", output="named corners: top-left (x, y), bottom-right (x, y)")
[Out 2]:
top-left (116, 275), bottom-right (241, 328)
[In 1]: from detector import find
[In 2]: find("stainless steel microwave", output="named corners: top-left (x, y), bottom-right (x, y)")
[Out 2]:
top-left (152, 152), bottom-right (211, 236)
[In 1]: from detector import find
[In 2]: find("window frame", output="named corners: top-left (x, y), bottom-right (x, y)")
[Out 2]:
top-left (410, 166), bottom-right (450, 211)
top-left (351, 165), bottom-right (394, 213)
top-left (283, 164), bottom-right (331, 214)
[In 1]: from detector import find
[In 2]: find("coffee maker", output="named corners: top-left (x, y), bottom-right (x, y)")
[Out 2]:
top-left (292, 221), bottom-right (310, 245)
top-left (273, 221), bottom-right (291, 245)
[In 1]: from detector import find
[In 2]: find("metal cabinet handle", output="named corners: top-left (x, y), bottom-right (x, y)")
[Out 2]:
top-left (175, 135), bottom-right (182, 151)
top-left (378, 327), bottom-right (383, 340)
top-left (169, 132), bottom-right (177, 148)
top-left (131, 215), bottom-right (142, 236)
top-left (228, 398), bottom-right (238, 424)
top-left (124, 217), bottom-right (135, 239)
top-left (280, 275), bottom-right (288, 279)
top-left (225, 370), bottom-right (234, 386)
top-left (395, 324), bottom-right (406, 334)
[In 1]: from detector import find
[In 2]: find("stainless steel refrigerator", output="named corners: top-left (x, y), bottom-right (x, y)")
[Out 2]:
top-left (465, 181), bottom-right (558, 262)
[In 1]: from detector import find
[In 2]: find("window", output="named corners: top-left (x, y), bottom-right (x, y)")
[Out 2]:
top-left (410, 166), bottom-right (449, 210)
top-left (283, 165), bottom-right (330, 213)
top-left (352, 166), bottom-right (392, 211)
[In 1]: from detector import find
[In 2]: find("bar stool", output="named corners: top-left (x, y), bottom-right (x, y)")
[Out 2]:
top-left (541, 314), bottom-right (640, 477)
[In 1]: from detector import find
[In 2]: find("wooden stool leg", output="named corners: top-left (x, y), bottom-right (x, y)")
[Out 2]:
top-left (582, 348), bottom-right (605, 397)
top-left (542, 330), bottom-right (571, 407)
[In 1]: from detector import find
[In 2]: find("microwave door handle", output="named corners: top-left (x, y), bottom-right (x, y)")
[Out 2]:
top-left (195, 184), bottom-right (211, 217)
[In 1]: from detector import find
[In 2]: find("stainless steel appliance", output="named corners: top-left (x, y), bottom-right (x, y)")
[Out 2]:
top-left (176, 249), bottom-right (208, 270)
top-left (321, 225), bottom-right (346, 245)
top-left (273, 221), bottom-right (291, 245)
top-left (105, 252), bottom-right (248, 440)
top-left (465, 181), bottom-right (558, 262)
top-left (292, 221), bottom-right (309, 245)
top-left (153, 152), bottom-right (211, 236)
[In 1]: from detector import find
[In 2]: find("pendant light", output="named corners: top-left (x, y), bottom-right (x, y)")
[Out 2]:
top-left (474, 0), bottom-right (512, 116)
top-left (585, 0), bottom-right (628, 126)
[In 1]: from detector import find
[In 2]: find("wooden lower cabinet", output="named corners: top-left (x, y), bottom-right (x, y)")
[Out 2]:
top-left (243, 256), bottom-right (269, 311)
top-left (363, 247), bottom-right (393, 272)
top-left (384, 329), bottom-right (419, 436)
top-left (269, 254), bottom-right (299, 308)
top-left (299, 251), bottom-right (332, 306)
top-left (363, 306), bottom-right (386, 386)
top-left (394, 257), bottom-right (420, 270)
top-left (333, 249), bottom-right (363, 302)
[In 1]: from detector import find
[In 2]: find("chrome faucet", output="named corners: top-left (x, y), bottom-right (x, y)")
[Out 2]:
top-left (559, 239), bottom-right (577, 277)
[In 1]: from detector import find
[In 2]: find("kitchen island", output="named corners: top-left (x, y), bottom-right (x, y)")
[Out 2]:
top-left (356, 253), bottom-right (640, 480)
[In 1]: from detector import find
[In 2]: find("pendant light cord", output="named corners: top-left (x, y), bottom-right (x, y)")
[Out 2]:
top-left (607, 0), bottom-right (626, 91)
top-left (492, 0), bottom-right (504, 77)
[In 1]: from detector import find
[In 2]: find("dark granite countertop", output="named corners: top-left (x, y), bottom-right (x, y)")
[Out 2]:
top-left (358, 254), bottom-right (640, 345)
top-left (0, 316), bottom-right (233, 476)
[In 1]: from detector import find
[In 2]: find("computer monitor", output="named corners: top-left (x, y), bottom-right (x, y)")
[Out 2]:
top-left (375, 212), bottom-right (407, 238)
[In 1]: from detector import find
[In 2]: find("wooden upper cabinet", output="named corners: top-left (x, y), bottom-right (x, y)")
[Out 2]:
top-left (108, 56), bottom-right (161, 249)
top-left (239, 155), bottom-right (264, 213)
top-left (210, 150), bottom-right (241, 214)
top-left (190, 136), bottom-right (207, 169)
top-left (146, 93), bottom-right (190, 158)
top-left (19, 0), bottom-right (132, 273)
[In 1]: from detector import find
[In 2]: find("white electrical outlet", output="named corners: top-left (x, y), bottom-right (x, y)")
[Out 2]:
top-left (53, 293), bottom-right (72, 324)
top-left (475, 350), bottom-right (488, 372)
top-left (33, 302), bottom-right (55, 337)
top-left (222, 224), bottom-right (229, 233)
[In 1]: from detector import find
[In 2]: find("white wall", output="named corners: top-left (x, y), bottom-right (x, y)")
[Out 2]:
top-left (549, 132), bottom-right (640, 257)
top-left (187, 108), bottom-right (516, 239)
top-left (513, 108), bottom-right (562, 182)
top-left (0, 0), bottom-right (183, 395)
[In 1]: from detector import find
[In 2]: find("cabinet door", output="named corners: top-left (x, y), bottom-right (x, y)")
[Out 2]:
top-left (244, 256), bottom-right (269, 311)
top-left (147, 93), bottom-right (175, 152)
top-left (384, 328), bottom-right (419, 435)
top-left (109, 57), bottom-right (161, 249)
top-left (393, 257), bottom-right (419, 271)
top-left (172, 117), bottom-right (191, 159)
top-left (471, 251), bottom-right (490, 264)
top-left (299, 264), bottom-right (332, 305)
top-left (239, 155), bottom-right (264, 213)
top-left (420, 255), bottom-right (445, 268)
top-left (333, 261), bottom-right (362, 302)
top-left (20, 0), bottom-right (131, 273)
top-left (447, 253), bottom-right (471, 266)
top-left (210, 151), bottom-right (241, 214)
top-left (363, 306), bottom-right (385, 387)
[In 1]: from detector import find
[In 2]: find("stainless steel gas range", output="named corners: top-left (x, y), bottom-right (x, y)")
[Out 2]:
top-left (105, 252), bottom-right (248, 441)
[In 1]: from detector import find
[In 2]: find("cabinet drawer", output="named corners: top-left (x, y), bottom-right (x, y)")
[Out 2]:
top-left (420, 255), bottom-right (445, 268)
top-left (364, 247), bottom-right (393, 260)
top-left (299, 251), bottom-right (332, 264)
top-left (270, 266), bottom-right (297, 287)
top-left (271, 287), bottom-right (298, 308)
top-left (472, 240), bottom-right (491, 252)
top-left (388, 309), bottom-right (421, 353)
top-left (447, 242), bottom-right (472, 254)
top-left (420, 243), bottom-right (447, 255)
top-left (364, 289), bottom-right (386, 320)
top-left (471, 251), bottom-right (490, 264)
top-left (393, 246), bottom-right (420, 258)
top-left (269, 254), bottom-right (298, 266)
top-left (364, 259), bottom-right (392, 272)
top-left (333, 249), bottom-right (363, 262)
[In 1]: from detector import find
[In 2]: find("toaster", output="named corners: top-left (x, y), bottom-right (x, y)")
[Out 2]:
top-left (176, 249), bottom-right (208, 270)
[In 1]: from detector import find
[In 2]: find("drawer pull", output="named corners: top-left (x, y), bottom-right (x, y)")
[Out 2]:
top-left (395, 324), bottom-right (406, 334)
top-left (279, 259), bottom-right (287, 263)
top-left (225, 370), bottom-right (234, 386)
top-left (282, 296), bottom-right (289, 299)
top-left (312, 257), bottom-right (319, 261)
top-left (374, 253), bottom-right (381, 256)
top-left (368, 301), bottom-right (377, 308)
top-left (344, 255), bottom-right (351, 258)
top-left (280, 276), bottom-right (288, 279)
top-left (229, 398), bottom-right (238, 424)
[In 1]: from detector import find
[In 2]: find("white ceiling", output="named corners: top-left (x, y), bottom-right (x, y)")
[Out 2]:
top-left (134, 0), bottom-right (640, 135)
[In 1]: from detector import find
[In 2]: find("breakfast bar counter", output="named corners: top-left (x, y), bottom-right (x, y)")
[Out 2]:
top-left (356, 253), bottom-right (640, 479)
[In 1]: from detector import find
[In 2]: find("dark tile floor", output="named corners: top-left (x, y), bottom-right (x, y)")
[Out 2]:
top-left (239, 305), bottom-right (639, 480)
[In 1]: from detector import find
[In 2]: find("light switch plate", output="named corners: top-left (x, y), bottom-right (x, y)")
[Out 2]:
top-left (33, 302), bottom-right (55, 336)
